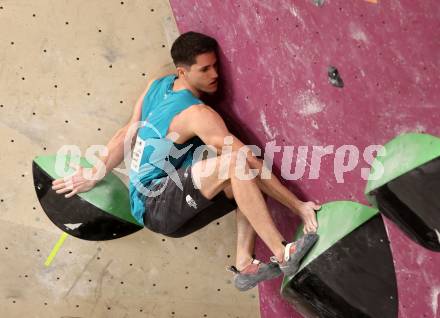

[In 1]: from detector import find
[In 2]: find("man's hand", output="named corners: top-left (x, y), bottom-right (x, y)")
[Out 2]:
top-left (51, 163), bottom-right (99, 198)
top-left (295, 201), bottom-right (321, 234)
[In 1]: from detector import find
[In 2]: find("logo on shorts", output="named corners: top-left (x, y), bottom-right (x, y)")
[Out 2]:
top-left (186, 194), bottom-right (198, 209)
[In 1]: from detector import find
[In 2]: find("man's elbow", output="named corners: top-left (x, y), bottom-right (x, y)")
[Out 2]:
top-left (195, 132), bottom-right (220, 150)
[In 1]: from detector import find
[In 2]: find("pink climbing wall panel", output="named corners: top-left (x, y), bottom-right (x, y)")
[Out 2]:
top-left (169, 1), bottom-right (440, 317)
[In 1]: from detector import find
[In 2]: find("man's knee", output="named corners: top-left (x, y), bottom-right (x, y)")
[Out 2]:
top-left (220, 151), bottom-right (252, 179)
top-left (192, 150), bottom-right (252, 186)
top-left (228, 151), bottom-right (259, 181)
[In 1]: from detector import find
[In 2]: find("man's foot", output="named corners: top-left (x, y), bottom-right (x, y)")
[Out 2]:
top-left (270, 233), bottom-right (319, 277)
top-left (227, 257), bottom-right (282, 292)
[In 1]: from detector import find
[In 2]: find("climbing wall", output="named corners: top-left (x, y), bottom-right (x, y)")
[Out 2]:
top-left (0, 1), bottom-right (259, 317)
top-left (169, 0), bottom-right (440, 317)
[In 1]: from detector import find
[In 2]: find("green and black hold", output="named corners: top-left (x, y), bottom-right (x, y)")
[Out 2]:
top-left (32, 154), bottom-right (143, 241)
top-left (365, 133), bottom-right (440, 251)
top-left (280, 201), bottom-right (398, 318)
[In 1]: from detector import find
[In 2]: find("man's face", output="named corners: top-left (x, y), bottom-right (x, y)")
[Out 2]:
top-left (183, 52), bottom-right (219, 95)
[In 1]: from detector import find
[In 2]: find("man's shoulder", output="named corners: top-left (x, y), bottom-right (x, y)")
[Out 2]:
top-left (191, 102), bottom-right (209, 108)
top-left (186, 103), bottom-right (213, 114)
top-left (173, 103), bottom-right (211, 123)
top-left (146, 74), bottom-right (175, 92)
top-left (181, 104), bottom-right (222, 126)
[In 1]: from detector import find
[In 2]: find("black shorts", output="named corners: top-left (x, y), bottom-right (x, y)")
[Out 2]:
top-left (143, 165), bottom-right (238, 237)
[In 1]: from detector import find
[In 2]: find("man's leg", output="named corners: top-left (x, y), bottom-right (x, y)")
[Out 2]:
top-left (235, 207), bottom-right (257, 270)
top-left (223, 185), bottom-right (257, 270)
top-left (191, 151), bottom-right (285, 263)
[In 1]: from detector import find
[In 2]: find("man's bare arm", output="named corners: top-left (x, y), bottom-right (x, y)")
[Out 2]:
top-left (99, 73), bottom-right (177, 173)
top-left (52, 78), bottom-right (156, 197)
top-left (94, 78), bottom-right (156, 178)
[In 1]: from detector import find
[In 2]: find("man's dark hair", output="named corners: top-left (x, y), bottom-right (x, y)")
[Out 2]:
top-left (171, 31), bottom-right (218, 67)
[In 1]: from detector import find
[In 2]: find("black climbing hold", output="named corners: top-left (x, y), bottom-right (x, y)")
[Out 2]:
top-left (282, 214), bottom-right (398, 318)
top-left (328, 66), bottom-right (344, 88)
top-left (371, 157), bottom-right (440, 251)
top-left (365, 133), bottom-right (440, 251)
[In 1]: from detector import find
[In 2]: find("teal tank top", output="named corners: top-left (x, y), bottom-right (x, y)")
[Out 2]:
top-left (128, 74), bottom-right (204, 225)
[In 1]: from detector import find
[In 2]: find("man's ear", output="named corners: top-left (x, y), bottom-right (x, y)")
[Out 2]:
top-left (176, 64), bottom-right (190, 78)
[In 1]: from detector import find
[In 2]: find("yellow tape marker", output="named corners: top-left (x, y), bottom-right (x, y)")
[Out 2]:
top-left (45, 232), bottom-right (68, 267)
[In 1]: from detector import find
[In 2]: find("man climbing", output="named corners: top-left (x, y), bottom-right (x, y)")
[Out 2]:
top-left (52, 31), bottom-right (320, 291)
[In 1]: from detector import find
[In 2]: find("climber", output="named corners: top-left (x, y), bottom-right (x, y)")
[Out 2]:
top-left (51, 31), bottom-right (320, 291)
